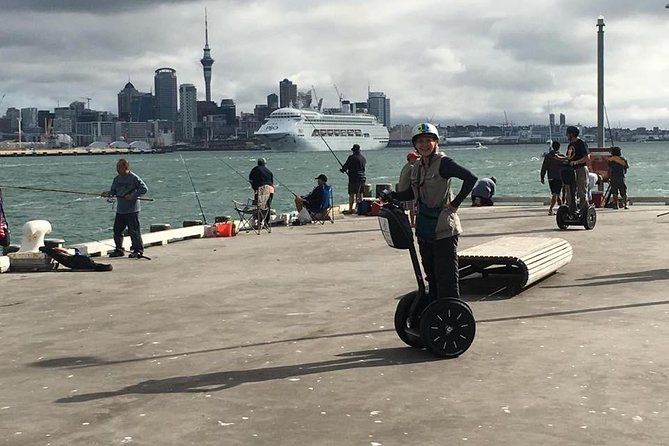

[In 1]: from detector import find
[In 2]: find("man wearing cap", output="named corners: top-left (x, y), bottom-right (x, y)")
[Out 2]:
top-left (248, 158), bottom-right (274, 225)
top-left (340, 144), bottom-right (366, 214)
top-left (294, 174), bottom-right (328, 213)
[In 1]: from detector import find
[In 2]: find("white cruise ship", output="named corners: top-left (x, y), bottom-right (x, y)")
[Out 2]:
top-left (255, 107), bottom-right (389, 152)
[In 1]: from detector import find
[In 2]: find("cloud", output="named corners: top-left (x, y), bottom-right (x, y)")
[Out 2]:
top-left (1, 0), bottom-right (669, 128)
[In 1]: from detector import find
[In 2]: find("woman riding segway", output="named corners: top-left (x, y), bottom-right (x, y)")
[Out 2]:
top-left (383, 122), bottom-right (478, 357)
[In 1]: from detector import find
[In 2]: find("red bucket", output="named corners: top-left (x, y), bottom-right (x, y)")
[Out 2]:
top-left (591, 191), bottom-right (604, 208)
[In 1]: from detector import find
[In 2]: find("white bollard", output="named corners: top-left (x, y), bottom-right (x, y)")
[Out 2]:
top-left (17, 220), bottom-right (52, 253)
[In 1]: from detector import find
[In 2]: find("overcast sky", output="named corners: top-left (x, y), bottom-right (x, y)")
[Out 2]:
top-left (1, 0), bottom-right (669, 128)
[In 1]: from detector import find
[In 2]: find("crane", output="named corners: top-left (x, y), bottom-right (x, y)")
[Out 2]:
top-left (0, 93), bottom-right (5, 109)
top-left (81, 97), bottom-right (92, 109)
top-left (333, 84), bottom-right (343, 106)
top-left (311, 85), bottom-right (323, 111)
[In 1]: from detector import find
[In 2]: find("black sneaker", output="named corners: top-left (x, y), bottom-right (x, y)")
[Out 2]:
top-left (128, 251), bottom-right (143, 259)
top-left (108, 250), bottom-right (124, 258)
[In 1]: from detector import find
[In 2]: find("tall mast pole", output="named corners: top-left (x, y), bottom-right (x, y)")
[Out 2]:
top-left (597, 17), bottom-right (605, 148)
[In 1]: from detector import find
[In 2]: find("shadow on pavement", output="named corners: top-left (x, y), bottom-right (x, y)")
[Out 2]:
top-left (55, 347), bottom-right (440, 403)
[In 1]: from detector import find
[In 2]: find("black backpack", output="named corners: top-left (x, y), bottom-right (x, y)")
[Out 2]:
top-left (41, 247), bottom-right (113, 272)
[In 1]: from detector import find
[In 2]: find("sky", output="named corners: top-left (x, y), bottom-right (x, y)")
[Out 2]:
top-left (1, 0), bottom-right (669, 128)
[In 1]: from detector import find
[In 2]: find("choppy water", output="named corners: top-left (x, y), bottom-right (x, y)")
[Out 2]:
top-left (1, 142), bottom-right (667, 244)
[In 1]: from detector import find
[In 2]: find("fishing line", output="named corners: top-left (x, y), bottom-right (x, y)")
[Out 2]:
top-left (179, 154), bottom-right (208, 225)
top-left (0, 185), bottom-right (154, 201)
top-left (272, 174), bottom-right (299, 198)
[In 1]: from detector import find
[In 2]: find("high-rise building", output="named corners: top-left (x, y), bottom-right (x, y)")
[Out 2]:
top-left (5, 108), bottom-right (20, 131)
top-left (154, 68), bottom-right (178, 123)
top-left (368, 91), bottom-right (391, 127)
top-left (219, 99), bottom-right (236, 126)
top-left (131, 93), bottom-right (156, 122)
top-left (179, 84), bottom-right (198, 141)
top-left (200, 10), bottom-right (214, 103)
top-left (20, 108), bottom-right (38, 128)
top-left (279, 79), bottom-right (297, 108)
top-left (118, 82), bottom-right (139, 121)
top-left (267, 93), bottom-right (278, 111)
top-left (559, 113), bottom-right (566, 127)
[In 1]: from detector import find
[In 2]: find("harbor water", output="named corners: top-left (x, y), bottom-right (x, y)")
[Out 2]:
top-left (1, 142), bottom-right (667, 244)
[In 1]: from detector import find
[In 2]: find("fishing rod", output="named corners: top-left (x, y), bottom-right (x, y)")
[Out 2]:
top-left (657, 210), bottom-right (669, 218)
top-left (303, 118), bottom-right (344, 168)
top-left (0, 185), bottom-right (154, 201)
top-left (218, 156), bottom-right (299, 198)
top-left (218, 157), bottom-right (251, 184)
top-left (179, 154), bottom-right (208, 225)
top-left (604, 105), bottom-right (616, 147)
top-left (272, 174), bottom-right (299, 198)
top-left (69, 231), bottom-right (151, 260)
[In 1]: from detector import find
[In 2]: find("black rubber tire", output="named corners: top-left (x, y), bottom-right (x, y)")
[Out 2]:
top-left (394, 292), bottom-right (425, 348)
top-left (582, 206), bottom-right (597, 230)
top-left (556, 206), bottom-right (569, 230)
top-left (420, 298), bottom-right (476, 358)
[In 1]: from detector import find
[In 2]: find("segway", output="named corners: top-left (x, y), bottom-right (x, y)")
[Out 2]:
top-left (378, 198), bottom-right (476, 358)
top-left (555, 165), bottom-right (596, 230)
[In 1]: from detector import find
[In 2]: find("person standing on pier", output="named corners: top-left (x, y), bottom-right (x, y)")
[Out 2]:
top-left (608, 146), bottom-right (629, 209)
top-left (541, 140), bottom-right (565, 215)
top-left (101, 158), bottom-right (148, 258)
top-left (565, 126), bottom-right (590, 209)
top-left (248, 158), bottom-right (274, 225)
top-left (389, 123), bottom-right (477, 301)
top-left (340, 144), bottom-right (366, 214)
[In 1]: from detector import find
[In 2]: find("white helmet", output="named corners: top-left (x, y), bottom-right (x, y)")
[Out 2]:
top-left (411, 122), bottom-right (440, 146)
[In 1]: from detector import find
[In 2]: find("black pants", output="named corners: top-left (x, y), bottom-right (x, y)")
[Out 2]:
top-left (418, 235), bottom-right (460, 300)
top-left (113, 212), bottom-right (143, 253)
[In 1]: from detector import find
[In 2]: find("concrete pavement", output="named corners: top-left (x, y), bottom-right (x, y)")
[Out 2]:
top-left (1, 204), bottom-right (668, 445)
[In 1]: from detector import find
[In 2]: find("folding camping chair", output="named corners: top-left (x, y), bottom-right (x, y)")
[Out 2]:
top-left (233, 185), bottom-right (272, 234)
top-left (309, 184), bottom-right (335, 224)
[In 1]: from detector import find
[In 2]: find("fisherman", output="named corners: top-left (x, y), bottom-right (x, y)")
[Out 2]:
top-left (101, 158), bottom-right (148, 258)
top-left (471, 176), bottom-right (497, 206)
top-left (340, 144), bottom-right (366, 214)
top-left (387, 122), bottom-right (477, 301)
top-left (565, 125), bottom-right (590, 209)
top-left (294, 174), bottom-right (328, 213)
top-left (540, 141), bottom-right (565, 215)
top-left (248, 158), bottom-right (274, 225)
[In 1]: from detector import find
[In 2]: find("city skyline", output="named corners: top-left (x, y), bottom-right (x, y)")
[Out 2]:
top-left (1, 1), bottom-right (669, 127)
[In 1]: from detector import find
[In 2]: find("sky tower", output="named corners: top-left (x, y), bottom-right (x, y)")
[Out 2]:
top-left (200, 9), bottom-right (214, 102)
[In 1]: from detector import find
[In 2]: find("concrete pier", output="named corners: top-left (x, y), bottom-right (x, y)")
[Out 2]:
top-left (1, 205), bottom-right (669, 445)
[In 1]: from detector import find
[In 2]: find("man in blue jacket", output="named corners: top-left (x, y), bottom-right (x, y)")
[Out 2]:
top-left (101, 158), bottom-right (148, 258)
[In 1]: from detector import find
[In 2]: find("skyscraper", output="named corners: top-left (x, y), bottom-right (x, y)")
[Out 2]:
top-left (118, 82), bottom-right (139, 122)
top-left (154, 68), bottom-right (178, 123)
top-left (200, 9), bottom-right (214, 103)
top-left (279, 79), bottom-right (297, 108)
top-left (267, 93), bottom-right (278, 111)
top-left (368, 91), bottom-right (391, 127)
top-left (179, 84), bottom-right (198, 141)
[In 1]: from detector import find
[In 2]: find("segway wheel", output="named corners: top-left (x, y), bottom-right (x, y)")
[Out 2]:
top-left (556, 206), bottom-right (569, 230)
top-left (419, 298), bottom-right (475, 358)
top-left (394, 292), bottom-right (425, 348)
top-left (582, 206), bottom-right (597, 230)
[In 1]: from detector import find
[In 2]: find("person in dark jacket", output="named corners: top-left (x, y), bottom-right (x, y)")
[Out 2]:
top-left (471, 176), bottom-right (496, 206)
top-left (340, 144), bottom-right (366, 214)
top-left (248, 158), bottom-right (274, 224)
top-left (101, 158), bottom-right (148, 258)
top-left (541, 141), bottom-right (565, 215)
top-left (294, 174), bottom-right (328, 213)
top-left (608, 146), bottom-right (629, 209)
top-left (391, 122), bottom-right (477, 301)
